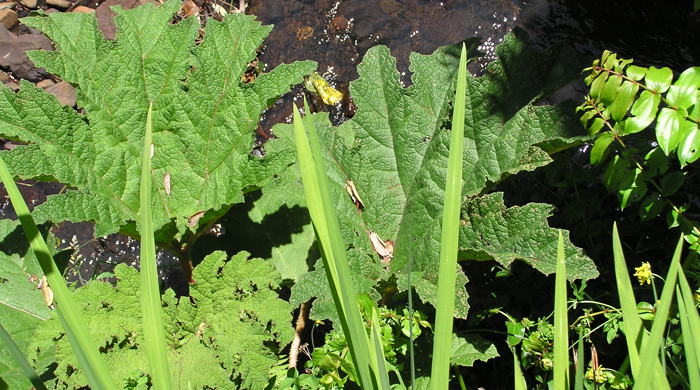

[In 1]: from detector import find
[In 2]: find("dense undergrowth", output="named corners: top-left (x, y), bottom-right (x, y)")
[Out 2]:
top-left (0, 1), bottom-right (698, 389)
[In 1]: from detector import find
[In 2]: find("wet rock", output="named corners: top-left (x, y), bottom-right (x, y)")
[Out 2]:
top-left (96, 0), bottom-right (157, 39)
top-left (46, 0), bottom-right (70, 8)
top-left (0, 2), bottom-right (16, 10)
top-left (0, 8), bottom-right (18, 29)
top-left (0, 70), bottom-right (10, 82)
top-left (18, 0), bottom-right (36, 8)
top-left (35, 79), bottom-right (55, 88)
top-left (0, 25), bottom-right (52, 81)
top-left (44, 81), bottom-right (76, 106)
top-left (72, 5), bottom-right (94, 13)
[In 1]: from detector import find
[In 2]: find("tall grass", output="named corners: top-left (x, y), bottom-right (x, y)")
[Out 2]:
top-left (0, 155), bottom-right (116, 389)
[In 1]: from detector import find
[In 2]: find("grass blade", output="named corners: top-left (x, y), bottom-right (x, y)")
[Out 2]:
top-left (0, 323), bottom-right (47, 390)
top-left (553, 231), bottom-right (569, 389)
top-left (0, 157), bottom-right (116, 389)
top-left (574, 331), bottom-right (584, 390)
top-left (634, 234), bottom-right (684, 390)
top-left (675, 285), bottom-right (700, 389)
top-left (512, 348), bottom-right (527, 390)
top-left (139, 103), bottom-right (172, 389)
top-left (430, 42), bottom-right (467, 390)
top-left (370, 308), bottom-right (392, 389)
top-left (612, 223), bottom-right (669, 389)
top-left (676, 268), bottom-right (700, 385)
top-left (293, 101), bottom-right (379, 389)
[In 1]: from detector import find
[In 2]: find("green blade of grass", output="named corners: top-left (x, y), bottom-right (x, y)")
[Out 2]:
top-left (293, 101), bottom-right (379, 389)
top-left (612, 223), bottom-right (669, 389)
top-left (634, 234), bottom-right (684, 390)
top-left (139, 103), bottom-right (172, 389)
top-left (370, 308), bottom-right (392, 389)
top-left (675, 285), bottom-right (700, 389)
top-left (430, 42), bottom-right (467, 390)
top-left (574, 331), bottom-right (584, 390)
top-left (676, 268), bottom-right (700, 383)
top-left (553, 231), bottom-right (569, 389)
top-left (0, 157), bottom-right (116, 389)
top-left (0, 323), bottom-right (48, 390)
top-left (512, 348), bottom-right (527, 390)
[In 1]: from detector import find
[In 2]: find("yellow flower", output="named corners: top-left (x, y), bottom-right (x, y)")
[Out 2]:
top-left (634, 262), bottom-right (653, 285)
top-left (304, 73), bottom-right (343, 106)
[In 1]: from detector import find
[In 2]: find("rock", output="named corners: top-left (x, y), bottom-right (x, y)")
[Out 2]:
top-left (96, 0), bottom-right (157, 39)
top-left (46, 0), bottom-right (70, 8)
top-left (4, 81), bottom-right (18, 91)
top-left (0, 25), bottom-right (53, 81)
top-left (0, 2), bottom-right (16, 10)
top-left (36, 79), bottom-right (55, 88)
top-left (0, 70), bottom-right (10, 82)
top-left (44, 81), bottom-right (76, 107)
top-left (0, 9), bottom-right (17, 29)
top-left (71, 5), bottom-right (94, 12)
top-left (18, 0), bottom-right (36, 8)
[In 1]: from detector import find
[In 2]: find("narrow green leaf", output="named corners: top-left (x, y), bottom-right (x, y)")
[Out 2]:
top-left (553, 231), bottom-right (569, 390)
top-left (0, 157), bottom-right (116, 389)
top-left (370, 308), bottom-right (391, 389)
top-left (675, 287), bottom-right (700, 389)
top-left (635, 234), bottom-right (684, 390)
top-left (512, 348), bottom-right (527, 390)
top-left (623, 90), bottom-right (660, 134)
top-left (589, 117), bottom-right (606, 136)
top-left (590, 132), bottom-right (615, 164)
top-left (574, 333), bottom-right (585, 390)
top-left (0, 323), bottom-right (47, 390)
top-left (430, 43), bottom-right (467, 390)
top-left (293, 102), bottom-right (378, 389)
top-left (656, 107), bottom-right (682, 155)
top-left (612, 223), bottom-right (643, 375)
top-left (645, 66), bottom-right (673, 93)
top-left (138, 103), bottom-right (172, 389)
top-left (677, 269), bottom-right (700, 371)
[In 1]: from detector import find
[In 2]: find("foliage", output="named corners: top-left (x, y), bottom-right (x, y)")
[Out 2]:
top-left (261, 31), bottom-right (598, 325)
top-left (578, 51), bottom-right (700, 251)
top-left (27, 251), bottom-right (292, 389)
top-left (0, 0), bottom-right (315, 241)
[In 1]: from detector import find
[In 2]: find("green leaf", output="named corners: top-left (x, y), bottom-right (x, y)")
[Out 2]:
top-left (589, 73), bottom-right (608, 99)
top-left (459, 193), bottom-right (597, 279)
top-left (656, 107), bottom-right (682, 155)
top-left (28, 252), bottom-right (292, 389)
top-left (639, 193), bottom-right (664, 221)
top-left (677, 120), bottom-right (700, 165)
top-left (660, 171), bottom-right (684, 196)
top-left (280, 32), bottom-right (595, 320)
top-left (623, 90), bottom-right (660, 134)
top-left (450, 334), bottom-right (499, 367)
top-left (0, 1), bottom-right (315, 237)
top-left (645, 66), bottom-right (673, 93)
top-left (626, 65), bottom-right (647, 81)
top-left (590, 132), bottom-right (615, 164)
top-left (601, 74), bottom-right (623, 106)
top-left (0, 219), bottom-right (19, 243)
top-left (608, 80), bottom-right (639, 121)
top-left (675, 67), bottom-right (700, 88)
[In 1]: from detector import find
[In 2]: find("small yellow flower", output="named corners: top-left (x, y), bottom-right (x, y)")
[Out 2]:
top-left (634, 262), bottom-right (653, 285)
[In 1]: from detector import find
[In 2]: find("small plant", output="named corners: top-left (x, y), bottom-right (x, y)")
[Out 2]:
top-left (578, 51), bottom-right (700, 251)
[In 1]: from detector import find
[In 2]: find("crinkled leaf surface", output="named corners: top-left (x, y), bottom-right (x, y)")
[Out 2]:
top-left (267, 32), bottom-right (596, 320)
top-left (450, 334), bottom-right (499, 367)
top-left (0, 0), bottom-right (315, 236)
top-left (0, 252), bottom-right (50, 390)
top-left (28, 251), bottom-right (292, 389)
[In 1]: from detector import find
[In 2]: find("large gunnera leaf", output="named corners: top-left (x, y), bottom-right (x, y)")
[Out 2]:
top-left (261, 32), bottom-right (598, 320)
top-left (0, 0), bottom-right (315, 236)
top-left (28, 251), bottom-right (292, 389)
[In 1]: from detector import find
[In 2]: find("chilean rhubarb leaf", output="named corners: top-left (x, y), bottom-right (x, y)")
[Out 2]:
top-left (0, 0), bottom-right (315, 236)
top-left (28, 251), bottom-right (292, 389)
top-left (263, 32), bottom-right (597, 321)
